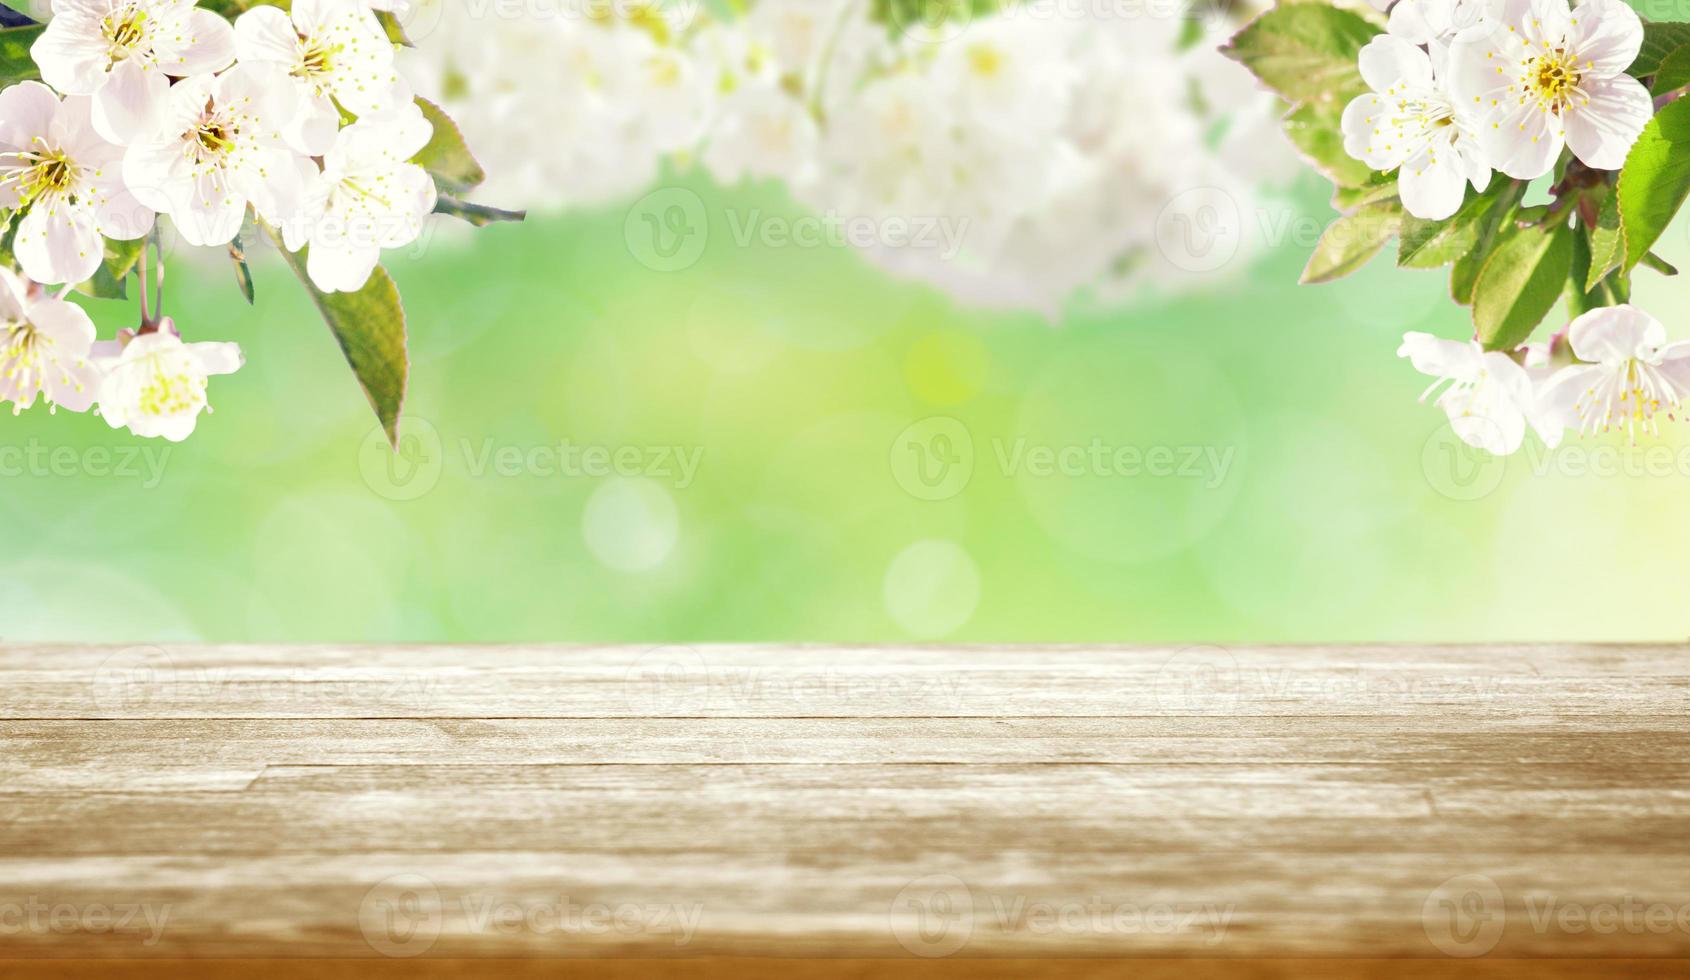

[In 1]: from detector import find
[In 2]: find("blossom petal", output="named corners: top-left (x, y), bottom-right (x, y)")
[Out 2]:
top-left (1563, 74), bottom-right (1652, 171)
top-left (1480, 98), bottom-right (1563, 179)
top-left (1399, 144), bottom-right (1469, 220)
top-left (1566, 303), bottom-right (1663, 362)
top-left (1358, 35), bottom-right (1434, 94)
top-left (188, 341), bottom-right (245, 377)
top-left (91, 58), bottom-right (169, 146)
top-left (13, 203), bottom-right (102, 285)
top-left (233, 4), bottom-right (300, 66)
top-left (0, 81), bottom-right (61, 149)
top-left (29, 17), bottom-right (110, 96)
top-left (1569, 0), bottom-right (1644, 75)
top-left (156, 8), bottom-right (238, 77)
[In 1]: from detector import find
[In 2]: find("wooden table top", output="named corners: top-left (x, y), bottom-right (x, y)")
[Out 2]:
top-left (2, 643), bottom-right (1688, 977)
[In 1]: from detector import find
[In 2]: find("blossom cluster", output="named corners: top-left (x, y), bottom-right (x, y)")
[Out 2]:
top-left (0, 0), bottom-right (490, 442)
top-left (403, 0), bottom-right (1287, 317)
top-left (1227, 0), bottom-right (1690, 458)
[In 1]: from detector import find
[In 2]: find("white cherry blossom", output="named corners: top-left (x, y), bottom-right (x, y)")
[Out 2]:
top-left (31, 0), bottom-right (237, 145)
top-left (1448, 0), bottom-right (1652, 178)
top-left (1341, 35), bottom-right (1491, 220)
top-left (1536, 305), bottom-right (1690, 441)
top-left (95, 320), bottom-right (243, 441)
top-left (234, 0), bottom-right (409, 156)
top-left (0, 266), bottom-right (102, 414)
top-left (1398, 331), bottom-right (1546, 454)
top-left (0, 81), bottom-right (154, 285)
top-left (122, 64), bottom-right (309, 249)
top-left (282, 102), bottom-right (436, 293)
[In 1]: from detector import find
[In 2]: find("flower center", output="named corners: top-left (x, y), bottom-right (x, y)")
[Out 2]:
top-left (1573, 358), bottom-right (1686, 440)
top-left (102, 7), bottom-right (150, 56)
top-left (1526, 50), bottom-right (1582, 111)
top-left (196, 121), bottom-right (234, 155)
top-left (1, 147), bottom-right (82, 205)
top-left (136, 355), bottom-right (206, 418)
top-left (2, 322), bottom-right (52, 412)
top-left (295, 37), bottom-right (337, 86)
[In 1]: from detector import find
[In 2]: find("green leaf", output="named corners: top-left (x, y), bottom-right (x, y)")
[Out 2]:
top-left (1450, 180), bottom-right (1527, 304)
top-left (1222, 4), bottom-right (1380, 104)
top-left (1642, 250), bottom-right (1680, 275)
top-left (269, 229), bottom-right (409, 446)
top-left (1631, 22), bottom-right (1690, 77)
top-left (1472, 220), bottom-right (1574, 351)
top-left (0, 23), bottom-right (42, 84)
top-left (1617, 95), bottom-right (1690, 275)
top-left (413, 97), bottom-right (486, 196)
top-left (1585, 187), bottom-right (1624, 291)
top-left (1568, 228), bottom-right (1625, 317)
top-left (434, 195), bottom-right (526, 227)
top-left (1652, 43), bottom-right (1690, 95)
top-left (1301, 198), bottom-right (1402, 285)
top-left (1282, 99), bottom-right (1375, 188)
top-left (1398, 180), bottom-right (1518, 269)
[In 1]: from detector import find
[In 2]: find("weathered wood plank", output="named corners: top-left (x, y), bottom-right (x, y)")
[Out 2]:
top-left (3, 644), bottom-right (1686, 719)
top-left (1, 645), bottom-right (1687, 968)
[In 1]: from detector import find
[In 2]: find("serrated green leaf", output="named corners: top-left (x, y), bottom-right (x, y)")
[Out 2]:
top-left (413, 97), bottom-right (485, 196)
top-left (1617, 95), bottom-right (1690, 275)
top-left (1473, 221), bottom-right (1574, 351)
top-left (1652, 43), bottom-right (1690, 95)
top-left (1, 23), bottom-right (42, 84)
top-left (1585, 187), bottom-right (1624, 291)
top-left (1301, 198), bottom-right (1401, 284)
top-left (1397, 181), bottom-right (1513, 269)
top-left (269, 229), bottom-right (409, 446)
top-left (1222, 4), bottom-right (1380, 104)
top-left (1282, 98), bottom-right (1375, 188)
top-left (1631, 21), bottom-right (1690, 76)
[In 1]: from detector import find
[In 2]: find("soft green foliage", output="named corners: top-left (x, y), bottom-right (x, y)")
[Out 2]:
top-left (1473, 221), bottom-right (1574, 351)
top-left (1221, 4), bottom-right (1380, 104)
top-left (1301, 198), bottom-right (1401, 284)
top-left (0, 24), bottom-right (41, 84)
top-left (273, 233), bottom-right (410, 447)
top-left (1630, 21), bottom-right (1690, 76)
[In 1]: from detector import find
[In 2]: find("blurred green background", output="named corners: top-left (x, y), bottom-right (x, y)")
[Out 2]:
top-left (6, 172), bottom-right (1688, 644)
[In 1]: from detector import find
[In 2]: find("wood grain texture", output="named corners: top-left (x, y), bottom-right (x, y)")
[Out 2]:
top-left (1, 643), bottom-right (1688, 975)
